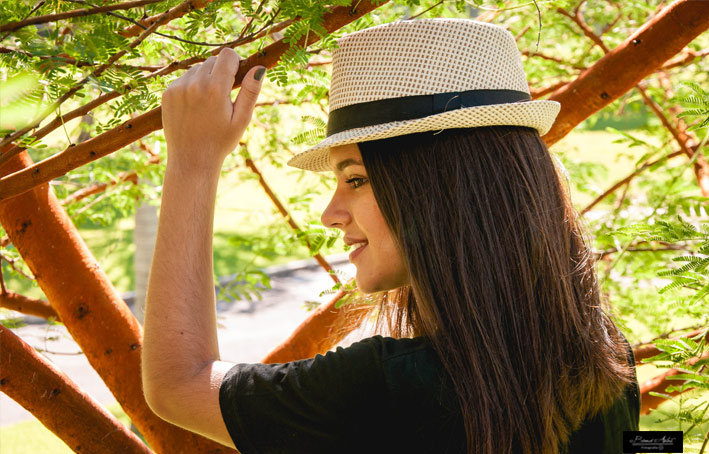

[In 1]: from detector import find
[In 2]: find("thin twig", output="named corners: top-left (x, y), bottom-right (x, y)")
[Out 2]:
top-left (0, 252), bottom-right (35, 281)
top-left (244, 158), bottom-right (341, 286)
top-left (0, 0), bottom-right (195, 156)
top-left (0, 265), bottom-right (7, 295)
top-left (0, 13), bottom-right (295, 162)
top-left (662, 48), bottom-right (709, 71)
top-left (556, 6), bottom-right (610, 52)
top-left (237, 0), bottom-right (268, 40)
top-left (119, 0), bottom-right (213, 37)
top-left (594, 244), bottom-right (689, 260)
top-left (580, 149), bottom-right (684, 215)
top-left (699, 427), bottom-right (709, 454)
top-left (0, 0), bottom-right (167, 33)
top-left (521, 50), bottom-right (586, 70)
top-left (62, 171), bottom-right (140, 206)
top-left (406, 0), bottom-right (444, 20)
top-left (631, 324), bottom-right (708, 349)
top-left (0, 47), bottom-right (161, 72)
top-left (104, 6), bottom-right (282, 48)
top-left (0, 0), bottom-right (46, 41)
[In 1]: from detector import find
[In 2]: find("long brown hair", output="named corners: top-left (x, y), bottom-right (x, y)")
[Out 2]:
top-left (358, 126), bottom-right (634, 454)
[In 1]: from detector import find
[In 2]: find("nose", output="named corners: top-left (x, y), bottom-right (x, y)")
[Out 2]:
top-left (321, 188), bottom-right (351, 229)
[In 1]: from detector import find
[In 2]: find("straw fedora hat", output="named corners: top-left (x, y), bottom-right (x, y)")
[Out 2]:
top-left (287, 18), bottom-right (560, 172)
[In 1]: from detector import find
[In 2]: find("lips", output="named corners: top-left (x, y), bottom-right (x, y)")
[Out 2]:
top-left (344, 238), bottom-right (368, 262)
top-left (348, 242), bottom-right (367, 262)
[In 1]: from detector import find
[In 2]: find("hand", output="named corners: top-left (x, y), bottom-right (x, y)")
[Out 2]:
top-left (161, 47), bottom-right (264, 173)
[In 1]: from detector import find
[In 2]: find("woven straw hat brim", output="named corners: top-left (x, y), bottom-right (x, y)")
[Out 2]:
top-left (287, 99), bottom-right (561, 172)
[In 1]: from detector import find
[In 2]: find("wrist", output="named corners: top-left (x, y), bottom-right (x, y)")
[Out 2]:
top-left (165, 153), bottom-right (224, 183)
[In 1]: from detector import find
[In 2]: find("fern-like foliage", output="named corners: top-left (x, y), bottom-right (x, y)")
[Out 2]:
top-left (615, 217), bottom-right (709, 304)
top-left (292, 115), bottom-right (326, 145)
top-left (677, 82), bottom-right (709, 131)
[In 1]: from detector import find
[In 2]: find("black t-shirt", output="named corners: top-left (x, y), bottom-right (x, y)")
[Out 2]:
top-left (219, 335), bottom-right (640, 454)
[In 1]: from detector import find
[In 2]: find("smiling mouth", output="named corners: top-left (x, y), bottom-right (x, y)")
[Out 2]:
top-left (348, 242), bottom-right (368, 261)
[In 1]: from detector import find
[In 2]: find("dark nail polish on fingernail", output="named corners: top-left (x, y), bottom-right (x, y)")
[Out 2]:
top-left (254, 67), bottom-right (265, 81)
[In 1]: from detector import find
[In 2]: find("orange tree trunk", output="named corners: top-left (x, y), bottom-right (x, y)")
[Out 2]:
top-left (262, 290), bottom-right (374, 363)
top-left (0, 326), bottom-right (152, 454)
top-left (0, 3), bottom-right (389, 450)
top-left (543, 0), bottom-right (709, 145)
top-left (0, 151), bottom-right (233, 454)
top-left (0, 291), bottom-right (59, 321)
top-left (638, 351), bottom-right (709, 415)
top-left (0, 0), bottom-right (388, 202)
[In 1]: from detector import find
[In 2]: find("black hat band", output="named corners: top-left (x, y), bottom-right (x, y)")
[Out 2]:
top-left (326, 89), bottom-right (532, 137)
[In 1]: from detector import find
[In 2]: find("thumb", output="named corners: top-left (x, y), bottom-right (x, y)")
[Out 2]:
top-left (231, 66), bottom-right (265, 129)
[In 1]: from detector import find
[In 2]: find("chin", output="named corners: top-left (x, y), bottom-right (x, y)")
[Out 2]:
top-left (355, 271), bottom-right (408, 294)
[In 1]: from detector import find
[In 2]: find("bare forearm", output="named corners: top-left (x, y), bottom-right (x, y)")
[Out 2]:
top-left (140, 48), bottom-right (263, 443)
top-left (143, 162), bottom-right (221, 380)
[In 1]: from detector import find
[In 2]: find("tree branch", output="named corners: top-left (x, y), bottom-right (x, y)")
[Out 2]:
top-left (0, 291), bottom-right (59, 320)
top-left (639, 351), bottom-right (709, 415)
top-left (0, 0), bottom-right (198, 154)
top-left (637, 85), bottom-right (709, 197)
top-left (0, 149), bottom-right (236, 453)
top-left (580, 149), bottom-right (685, 215)
top-left (262, 289), bottom-right (375, 363)
top-left (557, 2), bottom-right (709, 197)
top-left (544, 0), bottom-right (709, 146)
top-left (0, 0), bottom-right (389, 202)
top-left (0, 326), bottom-right (152, 453)
top-left (244, 158), bottom-right (340, 285)
top-left (119, 0), bottom-right (213, 37)
top-left (530, 80), bottom-right (569, 99)
top-left (0, 0), bottom-right (168, 33)
top-left (0, 14), bottom-right (296, 165)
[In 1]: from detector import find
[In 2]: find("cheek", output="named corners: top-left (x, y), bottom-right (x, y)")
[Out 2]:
top-left (355, 199), bottom-right (409, 291)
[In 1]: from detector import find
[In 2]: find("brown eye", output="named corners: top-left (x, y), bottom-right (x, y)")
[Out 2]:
top-left (345, 177), bottom-right (367, 189)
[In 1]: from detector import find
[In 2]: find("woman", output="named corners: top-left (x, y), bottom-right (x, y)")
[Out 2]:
top-left (143, 19), bottom-right (640, 453)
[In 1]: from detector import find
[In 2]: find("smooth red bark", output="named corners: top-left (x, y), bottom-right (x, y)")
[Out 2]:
top-left (633, 328), bottom-right (708, 364)
top-left (638, 351), bottom-right (709, 415)
top-left (0, 291), bottom-right (59, 321)
top-left (544, 0), bottom-right (709, 146)
top-left (0, 150), bottom-right (234, 453)
top-left (262, 290), bottom-right (373, 363)
top-left (0, 0), bottom-right (388, 202)
top-left (0, 326), bottom-right (152, 453)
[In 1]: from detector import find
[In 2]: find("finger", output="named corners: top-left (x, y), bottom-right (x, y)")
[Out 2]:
top-left (231, 66), bottom-right (265, 127)
top-left (210, 48), bottom-right (240, 94)
top-left (164, 65), bottom-right (198, 99)
top-left (177, 64), bottom-right (201, 85)
top-left (197, 56), bottom-right (218, 78)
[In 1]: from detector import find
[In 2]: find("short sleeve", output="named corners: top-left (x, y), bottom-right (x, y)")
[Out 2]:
top-left (219, 336), bottom-right (388, 454)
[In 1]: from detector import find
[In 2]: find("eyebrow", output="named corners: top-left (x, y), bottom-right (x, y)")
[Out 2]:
top-left (334, 158), bottom-right (364, 172)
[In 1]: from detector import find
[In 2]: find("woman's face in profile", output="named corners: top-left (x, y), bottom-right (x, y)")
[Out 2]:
top-left (321, 143), bottom-right (409, 294)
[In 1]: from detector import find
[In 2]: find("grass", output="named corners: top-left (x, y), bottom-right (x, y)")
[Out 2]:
top-left (0, 402), bottom-right (132, 454)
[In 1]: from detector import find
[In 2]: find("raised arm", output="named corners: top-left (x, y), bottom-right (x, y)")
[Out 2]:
top-left (141, 47), bottom-right (264, 448)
